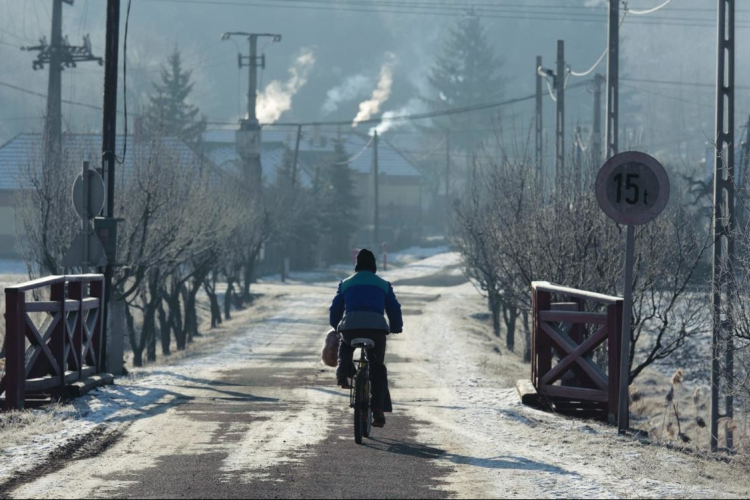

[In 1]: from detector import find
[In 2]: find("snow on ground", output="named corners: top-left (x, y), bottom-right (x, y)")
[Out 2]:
top-left (0, 260), bottom-right (26, 276)
top-left (393, 279), bottom-right (748, 498)
top-left (1, 247), bottom-right (747, 498)
top-left (0, 293), bottom-right (323, 486)
top-left (386, 245), bottom-right (451, 266)
top-left (0, 247), bottom-right (449, 486)
top-left (260, 247), bottom-right (461, 286)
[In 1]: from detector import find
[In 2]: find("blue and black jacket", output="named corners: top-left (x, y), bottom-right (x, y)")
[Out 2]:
top-left (329, 271), bottom-right (403, 333)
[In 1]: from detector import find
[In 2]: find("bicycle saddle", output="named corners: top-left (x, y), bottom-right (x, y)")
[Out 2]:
top-left (351, 338), bottom-right (375, 350)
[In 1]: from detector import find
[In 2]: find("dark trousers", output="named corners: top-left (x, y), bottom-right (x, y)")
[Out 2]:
top-left (336, 330), bottom-right (392, 413)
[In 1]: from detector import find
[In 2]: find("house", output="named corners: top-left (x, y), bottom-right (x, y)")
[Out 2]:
top-left (202, 127), bottom-right (423, 252)
top-left (0, 133), bottom-right (203, 259)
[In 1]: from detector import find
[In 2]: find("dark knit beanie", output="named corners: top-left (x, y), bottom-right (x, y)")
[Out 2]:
top-left (355, 248), bottom-right (377, 273)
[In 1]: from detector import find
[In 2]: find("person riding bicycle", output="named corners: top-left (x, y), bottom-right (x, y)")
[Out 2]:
top-left (329, 248), bottom-right (403, 428)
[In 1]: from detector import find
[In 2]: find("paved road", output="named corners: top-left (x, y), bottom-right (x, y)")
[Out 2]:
top-left (9, 265), bottom-right (748, 499)
top-left (8, 285), bottom-right (457, 499)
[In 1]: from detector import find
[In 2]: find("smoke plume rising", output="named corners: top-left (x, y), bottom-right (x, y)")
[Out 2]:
top-left (369, 97), bottom-right (425, 136)
top-left (352, 53), bottom-right (397, 126)
top-left (256, 48), bottom-right (316, 124)
top-left (321, 74), bottom-right (372, 116)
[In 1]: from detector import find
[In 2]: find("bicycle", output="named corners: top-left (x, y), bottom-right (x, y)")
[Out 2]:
top-left (347, 337), bottom-right (375, 445)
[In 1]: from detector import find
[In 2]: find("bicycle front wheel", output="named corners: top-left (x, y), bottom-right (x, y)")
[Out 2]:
top-left (354, 370), bottom-right (368, 444)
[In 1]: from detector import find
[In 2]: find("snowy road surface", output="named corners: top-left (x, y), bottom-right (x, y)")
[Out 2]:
top-left (2, 252), bottom-right (749, 498)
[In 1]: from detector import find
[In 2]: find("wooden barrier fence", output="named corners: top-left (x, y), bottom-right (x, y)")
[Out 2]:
top-left (2, 274), bottom-right (105, 410)
top-left (531, 281), bottom-right (625, 424)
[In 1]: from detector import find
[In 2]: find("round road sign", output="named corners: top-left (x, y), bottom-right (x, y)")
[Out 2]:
top-left (72, 169), bottom-right (106, 219)
top-left (595, 151), bottom-right (670, 226)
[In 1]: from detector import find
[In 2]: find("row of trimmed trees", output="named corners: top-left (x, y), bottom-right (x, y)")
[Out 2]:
top-left (16, 47), bottom-right (363, 368)
top-left (451, 144), bottom-right (711, 384)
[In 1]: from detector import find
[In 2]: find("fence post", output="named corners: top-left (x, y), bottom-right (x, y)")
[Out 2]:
top-left (89, 278), bottom-right (105, 373)
top-left (68, 281), bottom-right (84, 380)
top-left (5, 289), bottom-right (26, 410)
top-left (536, 289), bottom-right (552, 386)
top-left (49, 282), bottom-right (66, 389)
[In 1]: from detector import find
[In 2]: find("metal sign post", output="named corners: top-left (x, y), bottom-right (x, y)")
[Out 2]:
top-left (63, 161), bottom-right (108, 270)
top-left (596, 151), bottom-right (670, 433)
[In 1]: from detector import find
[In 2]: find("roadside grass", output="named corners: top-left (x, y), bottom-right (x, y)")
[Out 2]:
top-left (464, 293), bottom-right (750, 464)
top-left (0, 404), bottom-right (69, 452)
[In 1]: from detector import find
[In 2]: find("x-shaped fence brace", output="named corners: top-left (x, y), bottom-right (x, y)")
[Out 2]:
top-left (2, 275), bottom-right (104, 410)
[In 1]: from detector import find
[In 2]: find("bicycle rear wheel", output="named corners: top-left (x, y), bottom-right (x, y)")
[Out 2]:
top-left (362, 377), bottom-right (372, 438)
top-left (354, 370), bottom-right (368, 444)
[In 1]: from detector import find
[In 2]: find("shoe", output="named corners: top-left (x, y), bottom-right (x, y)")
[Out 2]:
top-left (372, 410), bottom-right (386, 428)
top-left (337, 376), bottom-right (352, 389)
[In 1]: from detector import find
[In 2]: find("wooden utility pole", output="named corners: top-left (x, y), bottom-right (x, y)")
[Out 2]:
top-left (281, 124), bottom-right (303, 283)
top-left (555, 40), bottom-right (565, 188)
top-left (99, 0), bottom-right (121, 372)
top-left (605, 0), bottom-right (619, 159)
top-left (535, 55), bottom-right (543, 187)
top-left (711, 0), bottom-right (736, 453)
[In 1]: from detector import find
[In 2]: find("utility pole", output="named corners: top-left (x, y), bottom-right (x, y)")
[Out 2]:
top-left (221, 32), bottom-right (281, 190)
top-left (593, 73), bottom-right (604, 164)
top-left (291, 124), bottom-right (303, 188)
top-left (574, 125), bottom-right (582, 192)
top-left (98, 0), bottom-right (121, 373)
top-left (555, 40), bottom-right (565, 188)
top-left (373, 131), bottom-right (380, 248)
top-left (605, 0), bottom-right (619, 159)
top-left (535, 55), bottom-right (543, 188)
top-left (23, 0), bottom-right (102, 175)
top-left (711, 0), bottom-right (736, 453)
top-left (280, 124), bottom-right (303, 283)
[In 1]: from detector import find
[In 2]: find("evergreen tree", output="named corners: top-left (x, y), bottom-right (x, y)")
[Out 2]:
top-left (422, 12), bottom-right (505, 154)
top-left (144, 47), bottom-right (206, 145)
top-left (318, 139), bottom-right (358, 262)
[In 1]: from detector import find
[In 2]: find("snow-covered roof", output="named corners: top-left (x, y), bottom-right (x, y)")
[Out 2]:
top-left (203, 128), bottom-right (421, 178)
top-left (0, 133), bottom-right (201, 190)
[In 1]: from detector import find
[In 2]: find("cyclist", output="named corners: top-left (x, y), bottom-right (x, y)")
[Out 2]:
top-left (329, 248), bottom-right (403, 428)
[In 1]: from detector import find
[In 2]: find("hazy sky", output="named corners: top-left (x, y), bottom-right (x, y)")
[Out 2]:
top-left (0, 0), bottom-right (747, 162)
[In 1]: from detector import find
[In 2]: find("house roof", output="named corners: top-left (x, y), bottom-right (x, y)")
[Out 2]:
top-left (203, 128), bottom-right (421, 179)
top-left (0, 133), bottom-right (201, 190)
top-left (204, 144), bottom-right (314, 188)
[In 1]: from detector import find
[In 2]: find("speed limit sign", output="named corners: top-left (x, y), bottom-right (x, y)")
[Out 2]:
top-left (595, 151), bottom-right (670, 225)
top-left (595, 150), bottom-right (670, 434)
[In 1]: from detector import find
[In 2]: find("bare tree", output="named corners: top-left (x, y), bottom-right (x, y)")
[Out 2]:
top-left (452, 138), bottom-right (710, 380)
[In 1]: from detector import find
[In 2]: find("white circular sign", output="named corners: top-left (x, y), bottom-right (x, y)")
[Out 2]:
top-left (72, 169), bottom-right (106, 219)
top-left (595, 151), bottom-right (670, 226)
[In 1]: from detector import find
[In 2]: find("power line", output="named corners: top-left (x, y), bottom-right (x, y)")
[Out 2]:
top-left (137, 0), bottom-right (750, 29)
top-left (622, 76), bottom-right (750, 91)
top-left (621, 82), bottom-right (714, 110)
top-left (627, 0), bottom-right (674, 16)
top-left (261, 80), bottom-right (592, 128)
top-left (0, 79), bottom-right (134, 116)
top-left (0, 40), bottom-right (22, 49)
